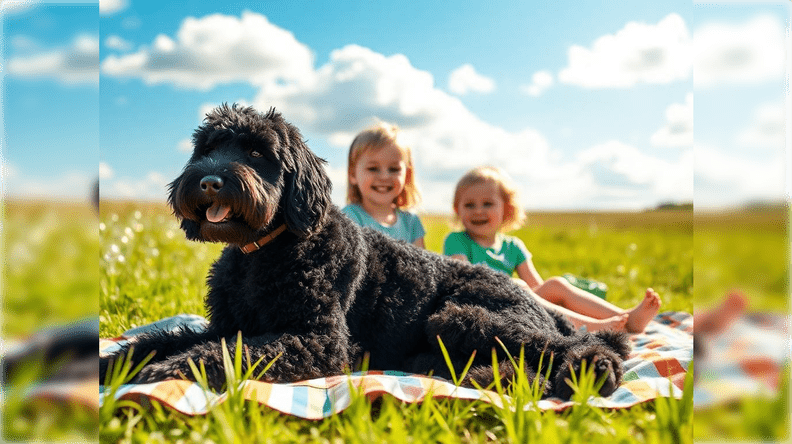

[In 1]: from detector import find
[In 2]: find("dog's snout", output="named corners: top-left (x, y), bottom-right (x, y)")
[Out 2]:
top-left (200, 175), bottom-right (224, 196)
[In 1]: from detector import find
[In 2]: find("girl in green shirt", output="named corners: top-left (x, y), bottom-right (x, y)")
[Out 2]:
top-left (444, 166), bottom-right (660, 333)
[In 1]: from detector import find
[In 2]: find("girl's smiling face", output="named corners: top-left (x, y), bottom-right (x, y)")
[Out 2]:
top-left (455, 181), bottom-right (505, 244)
top-left (349, 144), bottom-right (408, 208)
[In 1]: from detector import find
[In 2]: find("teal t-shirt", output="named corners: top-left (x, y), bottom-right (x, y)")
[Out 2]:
top-left (342, 204), bottom-right (425, 243)
top-left (443, 231), bottom-right (531, 276)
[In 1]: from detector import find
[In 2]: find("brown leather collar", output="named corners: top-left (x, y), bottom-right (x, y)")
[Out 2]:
top-left (239, 224), bottom-right (287, 254)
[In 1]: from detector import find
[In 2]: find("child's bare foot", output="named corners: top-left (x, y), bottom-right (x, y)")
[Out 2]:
top-left (626, 288), bottom-right (661, 333)
top-left (584, 313), bottom-right (629, 332)
top-left (695, 290), bottom-right (747, 335)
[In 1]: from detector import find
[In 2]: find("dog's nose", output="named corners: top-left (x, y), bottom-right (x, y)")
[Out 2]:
top-left (200, 175), bottom-right (224, 196)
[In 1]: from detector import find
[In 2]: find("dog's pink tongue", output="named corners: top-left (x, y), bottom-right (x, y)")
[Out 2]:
top-left (206, 203), bottom-right (231, 223)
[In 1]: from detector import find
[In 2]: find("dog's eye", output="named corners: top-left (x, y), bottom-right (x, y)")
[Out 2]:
top-left (250, 150), bottom-right (263, 158)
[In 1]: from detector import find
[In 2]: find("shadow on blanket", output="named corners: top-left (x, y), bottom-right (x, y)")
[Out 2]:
top-left (99, 312), bottom-right (693, 418)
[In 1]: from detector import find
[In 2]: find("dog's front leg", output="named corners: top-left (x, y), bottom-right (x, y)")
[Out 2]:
top-left (99, 327), bottom-right (219, 385)
top-left (131, 331), bottom-right (350, 392)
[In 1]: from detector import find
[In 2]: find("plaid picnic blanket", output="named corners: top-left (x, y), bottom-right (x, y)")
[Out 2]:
top-left (694, 312), bottom-right (788, 408)
top-left (99, 312), bottom-right (693, 418)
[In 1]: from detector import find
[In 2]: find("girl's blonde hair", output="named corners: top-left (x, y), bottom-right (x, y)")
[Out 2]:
top-left (346, 122), bottom-right (421, 209)
top-left (453, 166), bottom-right (526, 232)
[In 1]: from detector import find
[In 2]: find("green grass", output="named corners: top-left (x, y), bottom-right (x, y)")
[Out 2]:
top-left (3, 200), bottom-right (100, 442)
top-left (3, 200), bottom-right (99, 336)
top-left (691, 207), bottom-right (789, 441)
top-left (98, 201), bottom-right (698, 443)
top-left (7, 198), bottom-right (788, 442)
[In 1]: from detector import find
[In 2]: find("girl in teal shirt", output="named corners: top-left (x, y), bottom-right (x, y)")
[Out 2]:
top-left (444, 166), bottom-right (660, 333)
top-left (342, 122), bottom-right (425, 247)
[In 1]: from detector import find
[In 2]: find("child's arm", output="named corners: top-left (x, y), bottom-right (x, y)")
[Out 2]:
top-left (514, 259), bottom-right (544, 291)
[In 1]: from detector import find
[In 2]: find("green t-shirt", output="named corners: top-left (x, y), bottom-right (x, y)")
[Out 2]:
top-left (443, 231), bottom-right (531, 276)
top-left (342, 204), bottom-right (425, 243)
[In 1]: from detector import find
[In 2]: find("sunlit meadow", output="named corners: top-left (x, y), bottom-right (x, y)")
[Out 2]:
top-left (98, 201), bottom-right (698, 443)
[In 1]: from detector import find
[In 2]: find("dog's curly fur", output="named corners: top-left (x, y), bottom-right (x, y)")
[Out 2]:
top-left (99, 104), bottom-right (630, 399)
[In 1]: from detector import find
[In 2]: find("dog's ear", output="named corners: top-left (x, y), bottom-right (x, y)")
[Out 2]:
top-left (282, 134), bottom-right (333, 237)
top-left (179, 219), bottom-right (203, 241)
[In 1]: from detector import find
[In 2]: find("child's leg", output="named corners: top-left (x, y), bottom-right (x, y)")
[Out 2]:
top-left (533, 277), bottom-right (661, 333)
top-left (513, 279), bottom-right (628, 332)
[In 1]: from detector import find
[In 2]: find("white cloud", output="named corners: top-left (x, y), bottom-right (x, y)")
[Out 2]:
top-left (101, 11), bottom-right (314, 91)
top-left (651, 93), bottom-right (693, 148)
top-left (520, 70), bottom-right (554, 96)
top-left (559, 13), bottom-right (692, 88)
top-left (99, 162), bottom-right (114, 179)
top-left (447, 64), bottom-right (495, 95)
top-left (695, 143), bottom-right (785, 207)
top-left (100, 0), bottom-right (127, 16)
top-left (2, 163), bottom-right (19, 182)
top-left (105, 35), bottom-right (132, 51)
top-left (1, 0), bottom-right (39, 15)
top-left (7, 34), bottom-right (99, 86)
top-left (254, 44), bottom-right (446, 133)
top-left (102, 171), bottom-right (171, 201)
top-left (576, 140), bottom-right (693, 206)
top-left (100, 12), bottom-right (692, 211)
top-left (250, 39), bottom-right (689, 211)
top-left (178, 138), bottom-right (193, 153)
top-left (694, 14), bottom-right (785, 88)
top-left (4, 169), bottom-right (95, 199)
top-left (736, 102), bottom-right (785, 151)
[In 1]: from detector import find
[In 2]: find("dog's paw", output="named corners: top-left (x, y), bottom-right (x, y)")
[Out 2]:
top-left (131, 355), bottom-right (228, 392)
top-left (553, 347), bottom-right (623, 400)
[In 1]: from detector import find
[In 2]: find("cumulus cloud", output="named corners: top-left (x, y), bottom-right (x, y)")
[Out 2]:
top-left (520, 70), bottom-right (554, 96)
top-left (695, 143), bottom-right (785, 207)
top-left (4, 169), bottom-right (96, 199)
top-left (447, 64), bottom-right (496, 95)
top-left (1, 0), bottom-right (39, 15)
top-left (255, 44), bottom-right (446, 133)
top-left (100, 0), bottom-right (127, 16)
top-left (8, 34), bottom-right (99, 86)
top-left (736, 102), bottom-right (785, 151)
top-left (252, 44), bottom-right (554, 173)
top-left (105, 35), bottom-right (132, 51)
top-left (101, 11), bottom-right (314, 90)
top-left (559, 13), bottom-right (692, 88)
top-left (651, 93), bottom-right (693, 148)
top-left (99, 11), bottom-right (691, 211)
top-left (102, 171), bottom-right (172, 201)
top-left (576, 141), bottom-right (693, 206)
top-left (694, 14), bottom-right (785, 88)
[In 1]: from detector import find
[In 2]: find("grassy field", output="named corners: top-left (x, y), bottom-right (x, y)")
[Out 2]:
top-left (3, 200), bottom-right (100, 442)
top-left (6, 199), bottom-right (788, 442)
top-left (95, 200), bottom-right (700, 443)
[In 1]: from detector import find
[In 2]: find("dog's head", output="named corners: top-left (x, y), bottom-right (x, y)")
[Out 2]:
top-left (168, 104), bottom-right (332, 245)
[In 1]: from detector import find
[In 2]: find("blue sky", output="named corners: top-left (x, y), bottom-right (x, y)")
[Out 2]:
top-left (2, 1), bottom-right (789, 211)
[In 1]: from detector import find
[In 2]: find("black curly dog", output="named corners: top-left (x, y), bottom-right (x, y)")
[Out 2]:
top-left (99, 104), bottom-right (630, 399)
